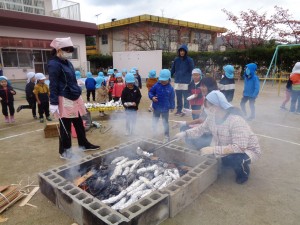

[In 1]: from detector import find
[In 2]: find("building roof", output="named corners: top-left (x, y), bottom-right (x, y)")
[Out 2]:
top-left (98, 14), bottom-right (227, 33)
top-left (0, 9), bottom-right (98, 35)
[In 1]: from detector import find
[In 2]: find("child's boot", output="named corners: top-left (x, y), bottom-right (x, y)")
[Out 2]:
top-left (5, 116), bottom-right (9, 123)
top-left (10, 115), bottom-right (15, 123)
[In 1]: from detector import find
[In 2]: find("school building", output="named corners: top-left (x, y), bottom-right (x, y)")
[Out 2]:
top-left (88, 14), bottom-right (227, 56)
top-left (0, 0), bottom-right (97, 80)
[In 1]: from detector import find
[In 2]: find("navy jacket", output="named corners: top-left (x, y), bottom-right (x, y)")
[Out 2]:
top-left (171, 44), bottom-right (194, 84)
top-left (121, 86), bottom-right (142, 111)
top-left (219, 76), bottom-right (235, 102)
top-left (0, 85), bottom-right (16, 103)
top-left (48, 56), bottom-right (82, 105)
top-left (25, 82), bottom-right (35, 99)
top-left (149, 82), bottom-right (175, 113)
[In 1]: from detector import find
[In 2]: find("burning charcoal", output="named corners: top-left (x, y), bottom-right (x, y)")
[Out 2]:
top-left (87, 177), bottom-right (107, 196)
top-left (143, 171), bottom-right (154, 180)
top-left (101, 183), bottom-right (121, 199)
top-left (114, 175), bottom-right (128, 189)
top-left (126, 172), bottom-right (136, 185)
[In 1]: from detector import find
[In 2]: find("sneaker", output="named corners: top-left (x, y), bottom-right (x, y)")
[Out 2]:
top-left (5, 116), bottom-right (9, 123)
top-left (148, 107), bottom-right (153, 112)
top-left (280, 106), bottom-right (287, 110)
top-left (174, 111), bottom-right (182, 116)
top-left (60, 150), bottom-right (73, 160)
top-left (179, 112), bottom-right (186, 117)
top-left (10, 115), bottom-right (15, 123)
top-left (46, 117), bottom-right (52, 121)
top-left (81, 144), bottom-right (100, 152)
top-left (33, 115), bottom-right (38, 119)
top-left (17, 106), bottom-right (22, 113)
top-left (40, 118), bottom-right (44, 123)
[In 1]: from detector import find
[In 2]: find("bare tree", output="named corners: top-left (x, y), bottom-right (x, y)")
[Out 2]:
top-left (273, 6), bottom-right (300, 43)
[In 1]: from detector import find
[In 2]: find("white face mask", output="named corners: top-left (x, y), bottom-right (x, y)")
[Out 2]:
top-left (60, 51), bottom-right (72, 60)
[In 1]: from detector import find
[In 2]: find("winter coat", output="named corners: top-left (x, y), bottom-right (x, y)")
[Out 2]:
top-left (146, 78), bottom-right (158, 91)
top-left (25, 81), bottom-right (35, 99)
top-left (96, 86), bottom-right (108, 103)
top-left (48, 56), bottom-right (82, 105)
top-left (0, 85), bottom-right (16, 103)
top-left (85, 78), bottom-right (96, 90)
top-left (218, 76), bottom-right (235, 102)
top-left (148, 82), bottom-right (175, 113)
top-left (33, 83), bottom-right (50, 103)
top-left (290, 73), bottom-right (300, 91)
top-left (112, 82), bottom-right (125, 98)
top-left (121, 86), bottom-right (142, 111)
top-left (188, 81), bottom-right (204, 106)
top-left (135, 73), bottom-right (142, 89)
top-left (243, 63), bottom-right (260, 98)
top-left (171, 44), bottom-right (194, 84)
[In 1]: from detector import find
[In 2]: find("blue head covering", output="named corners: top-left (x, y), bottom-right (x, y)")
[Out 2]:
top-left (244, 63), bottom-right (257, 78)
top-left (98, 72), bottom-right (104, 77)
top-left (148, 70), bottom-right (156, 78)
top-left (95, 76), bottom-right (104, 89)
top-left (75, 70), bottom-right (81, 79)
top-left (223, 65), bottom-right (234, 79)
top-left (86, 72), bottom-right (93, 78)
top-left (122, 68), bottom-right (127, 73)
top-left (0, 76), bottom-right (11, 85)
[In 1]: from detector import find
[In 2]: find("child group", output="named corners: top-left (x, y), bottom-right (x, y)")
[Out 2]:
top-left (79, 67), bottom-right (175, 140)
top-left (0, 73), bottom-right (52, 123)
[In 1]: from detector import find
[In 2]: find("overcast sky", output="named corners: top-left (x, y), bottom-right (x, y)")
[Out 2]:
top-left (73, 0), bottom-right (299, 30)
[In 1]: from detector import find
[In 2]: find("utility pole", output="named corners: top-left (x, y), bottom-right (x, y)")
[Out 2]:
top-left (95, 13), bottom-right (102, 24)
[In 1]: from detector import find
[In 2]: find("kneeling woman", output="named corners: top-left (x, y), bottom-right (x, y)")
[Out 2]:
top-left (175, 90), bottom-right (261, 184)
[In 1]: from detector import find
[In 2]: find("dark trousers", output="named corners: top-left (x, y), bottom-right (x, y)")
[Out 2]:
top-left (1, 101), bottom-right (14, 116)
top-left (240, 96), bottom-right (256, 118)
top-left (175, 90), bottom-right (190, 113)
top-left (191, 105), bottom-right (201, 120)
top-left (180, 125), bottom-right (212, 150)
top-left (59, 115), bottom-right (90, 154)
top-left (125, 110), bottom-right (137, 134)
top-left (20, 97), bottom-right (37, 116)
top-left (290, 90), bottom-right (300, 113)
top-left (108, 92), bottom-right (113, 101)
top-left (38, 101), bottom-right (50, 118)
top-left (87, 89), bottom-right (95, 101)
top-left (221, 153), bottom-right (251, 183)
top-left (153, 110), bottom-right (170, 137)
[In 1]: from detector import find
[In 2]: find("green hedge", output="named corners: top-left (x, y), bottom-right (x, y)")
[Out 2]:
top-left (88, 46), bottom-right (300, 74)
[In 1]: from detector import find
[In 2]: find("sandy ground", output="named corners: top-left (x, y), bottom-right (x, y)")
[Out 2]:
top-left (0, 80), bottom-right (300, 225)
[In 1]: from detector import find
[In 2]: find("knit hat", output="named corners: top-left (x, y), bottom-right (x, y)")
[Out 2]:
top-left (50, 37), bottom-right (73, 50)
top-left (206, 90), bottom-right (232, 110)
top-left (292, 62), bottom-right (300, 74)
top-left (223, 65), bottom-right (234, 79)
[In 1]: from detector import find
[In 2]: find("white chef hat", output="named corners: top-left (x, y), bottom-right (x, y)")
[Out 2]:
top-left (50, 37), bottom-right (74, 50)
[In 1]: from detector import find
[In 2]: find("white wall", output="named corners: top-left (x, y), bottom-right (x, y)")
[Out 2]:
top-left (0, 26), bottom-right (87, 79)
top-left (113, 50), bottom-right (162, 79)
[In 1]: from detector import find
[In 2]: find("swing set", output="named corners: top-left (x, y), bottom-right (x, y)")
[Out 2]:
top-left (261, 44), bottom-right (300, 95)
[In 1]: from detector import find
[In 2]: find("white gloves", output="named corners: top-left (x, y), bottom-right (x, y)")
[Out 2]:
top-left (174, 131), bottom-right (186, 140)
top-left (187, 94), bottom-right (197, 101)
top-left (50, 105), bottom-right (59, 115)
top-left (182, 108), bottom-right (192, 116)
top-left (124, 102), bottom-right (135, 107)
top-left (200, 146), bottom-right (215, 156)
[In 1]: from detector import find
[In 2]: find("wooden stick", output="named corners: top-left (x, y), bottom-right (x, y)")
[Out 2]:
top-left (19, 187), bottom-right (39, 207)
top-left (73, 171), bottom-right (94, 186)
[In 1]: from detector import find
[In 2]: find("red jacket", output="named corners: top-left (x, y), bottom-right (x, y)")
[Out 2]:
top-left (112, 82), bottom-right (125, 98)
top-left (188, 81), bottom-right (204, 106)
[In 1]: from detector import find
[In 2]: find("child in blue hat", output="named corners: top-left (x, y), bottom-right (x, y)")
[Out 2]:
top-left (149, 69), bottom-right (175, 143)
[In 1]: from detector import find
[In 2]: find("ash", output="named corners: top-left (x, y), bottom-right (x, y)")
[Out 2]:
top-left (77, 147), bottom-right (189, 211)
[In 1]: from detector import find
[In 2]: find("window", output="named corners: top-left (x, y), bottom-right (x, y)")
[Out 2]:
top-left (18, 49), bottom-right (32, 67)
top-left (2, 49), bottom-right (18, 67)
top-left (101, 34), bottom-right (108, 45)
